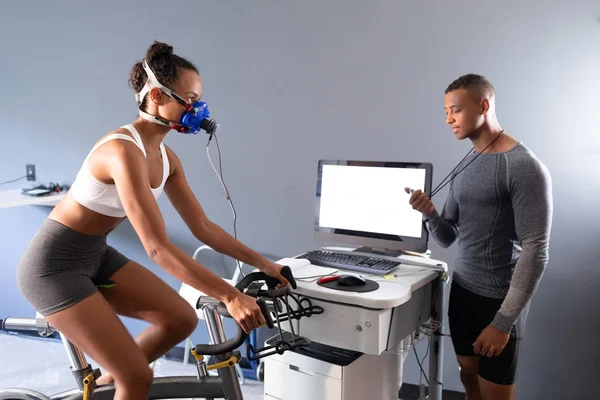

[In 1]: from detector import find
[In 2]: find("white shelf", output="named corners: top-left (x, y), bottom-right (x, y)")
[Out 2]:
top-left (0, 189), bottom-right (66, 209)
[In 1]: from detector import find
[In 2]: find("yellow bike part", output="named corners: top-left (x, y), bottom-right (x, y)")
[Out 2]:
top-left (206, 355), bottom-right (239, 371)
top-left (190, 348), bottom-right (204, 362)
top-left (190, 348), bottom-right (239, 371)
top-left (82, 373), bottom-right (96, 400)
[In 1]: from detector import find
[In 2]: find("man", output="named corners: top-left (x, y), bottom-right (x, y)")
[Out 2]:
top-left (407, 74), bottom-right (553, 399)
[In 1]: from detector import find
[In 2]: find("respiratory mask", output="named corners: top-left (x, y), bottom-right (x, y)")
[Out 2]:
top-left (135, 60), bottom-right (218, 135)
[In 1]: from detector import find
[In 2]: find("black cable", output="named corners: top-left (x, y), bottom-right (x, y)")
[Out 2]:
top-left (413, 334), bottom-right (430, 386)
top-left (247, 291), bottom-right (322, 360)
top-left (0, 175), bottom-right (27, 186)
top-left (429, 130), bottom-right (504, 199)
top-left (428, 148), bottom-right (473, 199)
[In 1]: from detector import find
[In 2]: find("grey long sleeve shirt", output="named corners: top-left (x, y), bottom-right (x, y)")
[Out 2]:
top-left (427, 142), bottom-right (553, 333)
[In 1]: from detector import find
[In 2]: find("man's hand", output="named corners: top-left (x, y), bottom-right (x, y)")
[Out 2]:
top-left (225, 293), bottom-right (267, 334)
top-left (260, 262), bottom-right (291, 288)
top-left (405, 187), bottom-right (436, 217)
top-left (473, 324), bottom-right (510, 357)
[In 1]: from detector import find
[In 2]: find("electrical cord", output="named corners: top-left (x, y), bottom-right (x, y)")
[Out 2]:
top-left (23, 182), bottom-right (66, 192)
top-left (246, 290), bottom-right (323, 360)
top-left (206, 133), bottom-right (245, 278)
top-left (412, 332), bottom-right (430, 386)
top-left (0, 175), bottom-right (27, 186)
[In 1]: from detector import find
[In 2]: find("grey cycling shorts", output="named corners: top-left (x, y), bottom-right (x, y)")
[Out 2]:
top-left (17, 218), bottom-right (130, 316)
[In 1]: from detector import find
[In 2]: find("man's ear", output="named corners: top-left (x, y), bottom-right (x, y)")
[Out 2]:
top-left (481, 98), bottom-right (490, 115)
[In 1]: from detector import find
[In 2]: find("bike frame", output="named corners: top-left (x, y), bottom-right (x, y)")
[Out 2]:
top-left (0, 303), bottom-right (245, 400)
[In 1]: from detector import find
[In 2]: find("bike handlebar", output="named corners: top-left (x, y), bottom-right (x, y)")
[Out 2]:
top-left (214, 297), bottom-right (275, 329)
top-left (194, 266), bottom-right (296, 356)
top-left (234, 265), bottom-right (297, 291)
top-left (194, 297), bottom-right (270, 356)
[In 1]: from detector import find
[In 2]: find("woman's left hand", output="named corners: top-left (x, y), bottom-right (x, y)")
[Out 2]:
top-left (260, 262), bottom-right (291, 288)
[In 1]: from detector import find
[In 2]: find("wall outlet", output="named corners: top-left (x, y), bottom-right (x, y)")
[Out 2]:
top-left (26, 164), bottom-right (36, 181)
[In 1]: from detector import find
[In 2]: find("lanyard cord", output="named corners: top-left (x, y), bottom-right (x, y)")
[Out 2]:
top-left (429, 130), bottom-right (504, 199)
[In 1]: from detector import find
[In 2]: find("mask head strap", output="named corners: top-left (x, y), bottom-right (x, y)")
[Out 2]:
top-left (135, 60), bottom-right (190, 110)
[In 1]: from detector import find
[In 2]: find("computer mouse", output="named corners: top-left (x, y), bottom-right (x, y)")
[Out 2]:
top-left (337, 274), bottom-right (366, 286)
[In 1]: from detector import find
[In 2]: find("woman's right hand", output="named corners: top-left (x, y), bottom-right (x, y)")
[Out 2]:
top-left (225, 293), bottom-right (267, 334)
top-left (405, 187), bottom-right (436, 217)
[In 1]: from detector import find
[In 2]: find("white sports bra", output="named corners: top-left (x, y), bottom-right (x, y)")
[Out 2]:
top-left (69, 124), bottom-right (170, 218)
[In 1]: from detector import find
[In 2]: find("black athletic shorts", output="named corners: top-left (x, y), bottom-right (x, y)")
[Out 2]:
top-left (448, 279), bottom-right (523, 385)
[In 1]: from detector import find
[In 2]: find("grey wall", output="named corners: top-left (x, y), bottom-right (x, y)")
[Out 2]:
top-left (1, 0), bottom-right (599, 398)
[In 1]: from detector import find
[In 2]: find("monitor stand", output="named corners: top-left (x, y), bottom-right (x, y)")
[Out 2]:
top-left (353, 246), bottom-right (404, 258)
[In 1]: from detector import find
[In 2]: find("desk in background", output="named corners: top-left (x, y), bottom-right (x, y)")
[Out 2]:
top-left (0, 189), bottom-right (65, 208)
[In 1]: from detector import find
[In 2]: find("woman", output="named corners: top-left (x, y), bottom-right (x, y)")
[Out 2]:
top-left (17, 41), bottom-right (289, 400)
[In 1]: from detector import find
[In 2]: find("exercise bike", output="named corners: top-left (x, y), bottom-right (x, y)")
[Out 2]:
top-left (0, 266), bottom-right (322, 399)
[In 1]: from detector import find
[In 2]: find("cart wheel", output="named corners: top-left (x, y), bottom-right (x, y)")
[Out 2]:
top-left (257, 361), bottom-right (265, 382)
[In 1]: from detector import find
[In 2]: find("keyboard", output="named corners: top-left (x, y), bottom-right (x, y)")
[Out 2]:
top-left (296, 249), bottom-right (401, 275)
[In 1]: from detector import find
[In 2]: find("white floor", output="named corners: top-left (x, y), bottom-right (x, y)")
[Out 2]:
top-left (0, 332), bottom-right (264, 399)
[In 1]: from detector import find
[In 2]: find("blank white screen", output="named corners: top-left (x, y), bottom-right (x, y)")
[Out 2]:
top-left (318, 164), bottom-right (426, 238)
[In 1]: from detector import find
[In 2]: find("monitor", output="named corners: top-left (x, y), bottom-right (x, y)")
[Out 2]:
top-left (314, 160), bottom-right (433, 255)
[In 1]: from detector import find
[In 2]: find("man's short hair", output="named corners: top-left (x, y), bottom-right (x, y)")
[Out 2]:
top-left (445, 73), bottom-right (496, 101)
